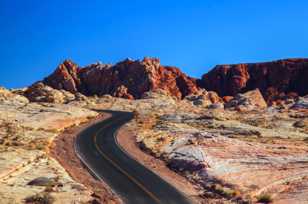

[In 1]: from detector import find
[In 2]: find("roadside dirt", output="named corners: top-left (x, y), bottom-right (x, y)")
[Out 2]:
top-left (117, 124), bottom-right (203, 204)
top-left (49, 113), bottom-right (122, 204)
top-left (50, 112), bottom-right (203, 204)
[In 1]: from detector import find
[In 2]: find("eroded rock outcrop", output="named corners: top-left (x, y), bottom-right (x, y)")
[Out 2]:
top-left (291, 95), bottom-right (308, 109)
top-left (24, 82), bottom-right (75, 103)
top-left (184, 89), bottom-right (222, 108)
top-left (43, 60), bottom-right (81, 93)
top-left (200, 58), bottom-right (308, 102)
top-left (225, 89), bottom-right (267, 111)
top-left (0, 87), bottom-right (29, 106)
top-left (42, 58), bottom-right (199, 99)
top-left (31, 57), bottom-right (308, 105)
top-left (168, 146), bottom-right (206, 172)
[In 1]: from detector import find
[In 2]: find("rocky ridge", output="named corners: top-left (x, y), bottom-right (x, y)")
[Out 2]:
top-left (200, 58), bottom-right (308, 103)
top-left (42, 57), bottom-right (199, 100)
top-left (32, 57), bottom-right (308, 104)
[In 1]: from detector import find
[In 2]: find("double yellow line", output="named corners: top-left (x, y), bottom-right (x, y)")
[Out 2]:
top-left (93, 117), bottom-right (162, 204)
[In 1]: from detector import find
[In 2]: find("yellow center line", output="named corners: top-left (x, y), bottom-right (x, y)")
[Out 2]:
top-left (93, 117), bottom-right (162, 204)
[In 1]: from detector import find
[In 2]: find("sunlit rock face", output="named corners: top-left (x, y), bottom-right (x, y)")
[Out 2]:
top-left (42, 58), bottom-right (199, 99)
top-left (199, 58), bottom-right (308, 102)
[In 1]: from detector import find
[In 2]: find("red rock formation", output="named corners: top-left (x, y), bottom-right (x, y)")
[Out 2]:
top-left (40, 57), bottom-right (307, 102)
top-left (200, 58), bottom-right (308, 102)
top-left (43, 58), bottom-right (199, 99)
top-left (113, 85), bottom-right (134, 100)
top-left (43, 60), bottom-right (81, 93)
top-left (222, 96), bottom-right (234, 103)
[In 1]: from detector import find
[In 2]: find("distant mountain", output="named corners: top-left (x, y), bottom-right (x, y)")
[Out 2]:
top-left (43, 57), bottom-right (198, 99)
top-left (39, 57), bottom-right (308, 102)
top-left (199, 58), bottom-right (308, 102)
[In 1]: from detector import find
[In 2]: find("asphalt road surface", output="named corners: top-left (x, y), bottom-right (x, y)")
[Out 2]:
top-left (75, 110), bottom-right (192, 204)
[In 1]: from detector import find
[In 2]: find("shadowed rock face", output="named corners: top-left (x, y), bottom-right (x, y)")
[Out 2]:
top-left (43, 58), bottom-right (199, 99)
top-left (199, 58), bottom-right (308, 101)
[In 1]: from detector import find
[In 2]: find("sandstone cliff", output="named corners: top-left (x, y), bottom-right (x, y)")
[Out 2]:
top-left (199, 58), bottom-right (308, 102)
top-left (39, 57), bottom-right (308, 103)
top-left (43, 58), bottom-right (199, 99)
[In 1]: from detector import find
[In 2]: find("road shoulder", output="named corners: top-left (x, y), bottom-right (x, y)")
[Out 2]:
top-left (49, 113), bottom-right (122, 204)
top-left (117, 123), bottom-right (202, 203)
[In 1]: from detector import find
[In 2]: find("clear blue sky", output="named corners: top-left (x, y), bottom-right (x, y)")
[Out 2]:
top-left (1, 0), bottom-right (308, 88)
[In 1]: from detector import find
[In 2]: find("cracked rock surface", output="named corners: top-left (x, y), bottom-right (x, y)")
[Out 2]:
top-left (0, 87), bottom-right (98, 203)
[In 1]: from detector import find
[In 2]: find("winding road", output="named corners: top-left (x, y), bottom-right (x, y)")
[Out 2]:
top-left (75, 110), bottom-right (192, 204)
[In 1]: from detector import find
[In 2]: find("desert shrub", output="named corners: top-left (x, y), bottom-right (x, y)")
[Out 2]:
top-left (210, 184), bottom-right (239, 199)
top-left (24, 193), bottom-right (54, 204)
top-left (256, 193), bottom-right (273, 203)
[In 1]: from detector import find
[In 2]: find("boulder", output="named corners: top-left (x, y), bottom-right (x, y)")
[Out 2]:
top-left (208, 103), bottom-right (224, 109)
top-left (185, 89), bottom-right (222, 107)
top-left (222, 96), bottom-right (234, 103)
top-left (0, 87), bottom-right (29, 106)
top-left (167, 145), bottom-right (206, 172)
top-left (27, 177), bottom-right (56, 186)
top-left (113, 85), bottom-right (134, 99)
top-left (141, 89), bottom-right (176, 100)
top-left (24, 82), bottom-right (75, 103)
top-left (293, 120), bottom-right (307, 128)
top-left (74, 92), bottom-right (88, 101)
top-left (291, 96), bottom-right (308, 109)
top-left (160, 113), bottom-right (198, 123)
top-left (225, 89), bottom-right (267, 111)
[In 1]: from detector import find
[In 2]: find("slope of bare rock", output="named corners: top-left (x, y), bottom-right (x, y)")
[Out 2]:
top-left (112, 96), bottom-right (308, 203)
top-left (0, 87), bottom-right (100, 203)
